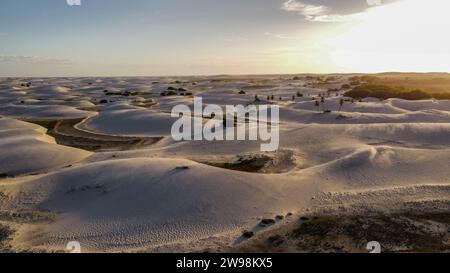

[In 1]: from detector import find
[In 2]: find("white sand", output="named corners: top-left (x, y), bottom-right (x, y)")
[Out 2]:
top-left (0, 117), bottom-right (91, 176)
top-left (0, 76), bottom-right (449, 252)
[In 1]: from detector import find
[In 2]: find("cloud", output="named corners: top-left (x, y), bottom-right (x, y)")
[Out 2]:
top-left (264, 32), bottom-right (295, 39)
top-left (281, 0), bottom-right (366, 22)
top-left (217, 36), bottom-right (249, 43)
top-left (0, 54), bottom-right (74, 65)
top-left (282, 0), bottom-right (327, 17)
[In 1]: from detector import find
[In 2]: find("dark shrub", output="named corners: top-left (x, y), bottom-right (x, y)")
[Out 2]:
top-left (161, 91), bottom-right (177, 96)
top-left (345, 84), bottom-right (434, 100)
top-left (260, 219), bottom-right (276, 226)
top-left (242, 231), bottom-right (254, 238)
top-left (0, 224), bottom-right (12, 243)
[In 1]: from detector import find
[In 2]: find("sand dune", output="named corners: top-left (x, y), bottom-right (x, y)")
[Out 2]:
top-left (0, 76), bottom-right (449, 252)
top-left (81, 108), bottom-right (177, 137)
top-left (0, 117), bottom-right (91, 176)
top-left (4, 158), bottom-right (306, 251)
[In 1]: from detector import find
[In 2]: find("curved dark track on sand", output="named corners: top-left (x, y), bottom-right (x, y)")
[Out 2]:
top-left (25, 118), bottom-right (163, 152)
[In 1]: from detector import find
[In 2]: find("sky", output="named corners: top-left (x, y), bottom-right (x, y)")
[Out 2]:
top-left (1, 0), bottom-right (450, 76)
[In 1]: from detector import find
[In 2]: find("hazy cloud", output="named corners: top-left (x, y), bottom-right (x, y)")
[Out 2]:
top-left (0, 55), bottom-right (74, 65)
top-left (281, 0), bottom-right (368, 22)
top-left (282, 0), bottom-right (327, 17)
top-left (264, 32), bottom-right (296, 39)
top-left (217, 36), bottom-right (249, 43)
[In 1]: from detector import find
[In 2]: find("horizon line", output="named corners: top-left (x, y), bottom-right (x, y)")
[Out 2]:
top-left (1, 71), bottom-right (450, 79)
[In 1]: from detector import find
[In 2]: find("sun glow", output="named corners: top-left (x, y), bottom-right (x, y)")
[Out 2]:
top-left (330, 0), bottom-right (450, 72)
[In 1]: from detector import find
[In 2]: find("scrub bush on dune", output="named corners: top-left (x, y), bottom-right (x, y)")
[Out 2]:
top-left (346, 84), bottom-right (450, 100)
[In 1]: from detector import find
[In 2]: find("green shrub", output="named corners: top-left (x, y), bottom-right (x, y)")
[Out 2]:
top-left (344, 84), bottom-right (444, 100)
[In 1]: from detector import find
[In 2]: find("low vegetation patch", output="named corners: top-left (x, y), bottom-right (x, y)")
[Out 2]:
top-left (345, 83), bottom-right (450, 100)
top-left (0, 223), bottom-right (13, 251)
top-left (234, 212), bottom-right (450, 253)
top-left (205, 155), bottom-right (272, 173)
top-left (0, 210), bottom-right (55, 224)
top-left (345, 74), bottom-right (450, 100)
